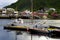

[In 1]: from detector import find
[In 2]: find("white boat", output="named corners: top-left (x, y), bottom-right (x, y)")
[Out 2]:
top-left (11, 18), bottom-right (24, 26)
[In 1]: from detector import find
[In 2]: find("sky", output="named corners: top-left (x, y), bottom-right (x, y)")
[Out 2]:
top-left (0, 0), bottom-right (18, 8)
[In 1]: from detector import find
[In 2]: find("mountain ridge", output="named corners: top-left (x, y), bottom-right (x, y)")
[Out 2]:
top-left (4, 0), bottom-right (60, 11)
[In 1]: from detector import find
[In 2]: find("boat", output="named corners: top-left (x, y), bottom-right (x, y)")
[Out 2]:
top-left (4, 20), bottom-right (60, 38)
top-left (11, 18), bottom-right (24, 26)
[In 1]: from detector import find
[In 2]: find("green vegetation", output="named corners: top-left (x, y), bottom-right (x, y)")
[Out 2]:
top-left (4, 0), bottom-right (60, 11)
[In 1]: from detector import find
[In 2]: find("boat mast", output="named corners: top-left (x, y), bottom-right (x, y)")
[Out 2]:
top-left (31, 0), bottom-right (33, 24)
top-left (31, 0), bottom-right (33, 40)
top-left (16, 5), bottom-right (18, 19)
top-left (15, 4), bottom-right (18, 40)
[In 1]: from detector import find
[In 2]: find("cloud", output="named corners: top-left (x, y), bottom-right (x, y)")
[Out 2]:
top-left (0, 0), bottom-right (18, 8)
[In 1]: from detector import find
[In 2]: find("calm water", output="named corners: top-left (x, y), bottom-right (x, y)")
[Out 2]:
top-left (0, 19), bottom-right (60, 40)
top-left (0, 19), bottom-right (15, 40)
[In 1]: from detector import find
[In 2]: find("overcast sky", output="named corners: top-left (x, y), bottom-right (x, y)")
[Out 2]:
top-left (0, 0), bottom-right (18, 8)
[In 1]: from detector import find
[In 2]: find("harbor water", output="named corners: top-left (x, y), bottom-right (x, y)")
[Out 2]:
top-left (0, 19), bottom-right (60, 40)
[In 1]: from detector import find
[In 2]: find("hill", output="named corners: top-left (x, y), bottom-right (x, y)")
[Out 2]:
top-left (4, 0), bottom-right (60, 11)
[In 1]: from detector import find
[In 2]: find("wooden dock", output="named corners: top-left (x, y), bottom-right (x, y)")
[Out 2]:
top-left (4, 26), bottom-right (60, 38)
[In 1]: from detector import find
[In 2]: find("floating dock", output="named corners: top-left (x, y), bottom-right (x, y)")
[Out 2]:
top-left (4, 26), bottom-right (60, 38)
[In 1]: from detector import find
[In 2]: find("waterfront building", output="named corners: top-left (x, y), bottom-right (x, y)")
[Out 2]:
top-left (2, 11), bottom-right (7, 16)
top-left (14, 11), bottom-right (18, 16)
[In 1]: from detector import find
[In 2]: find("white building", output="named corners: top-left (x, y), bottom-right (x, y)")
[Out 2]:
top-left (24, 10), bottom-right (31, 16)
top-left (2, 11), bottom-right (7, 16)
top-left (14, 11), bottom-right (18, 16)
top-left (24, 10), bottom-right (31, 14)
top-left (7, 8), bottom-right (15, 12)
top-left (49, 8), bottom-right (56, 11)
